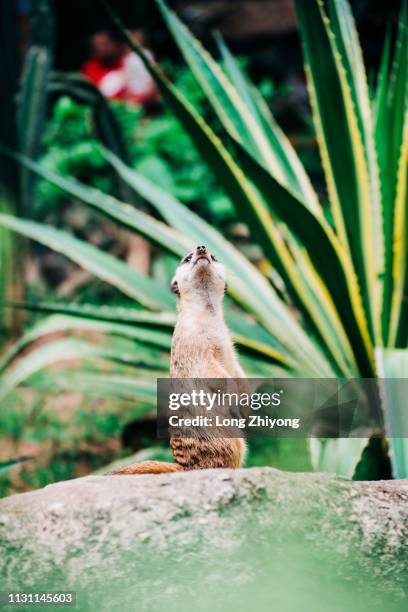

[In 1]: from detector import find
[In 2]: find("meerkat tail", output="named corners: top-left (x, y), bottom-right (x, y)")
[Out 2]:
top-left (107, 461), bottom-right (183, 475)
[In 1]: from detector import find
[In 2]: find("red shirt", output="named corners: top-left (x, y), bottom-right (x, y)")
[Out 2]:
top-left (81, 52), bottom-right (158, 105)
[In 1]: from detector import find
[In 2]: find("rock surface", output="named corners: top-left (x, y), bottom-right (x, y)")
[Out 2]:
top-left (0, 468), bottom-right (408, 611)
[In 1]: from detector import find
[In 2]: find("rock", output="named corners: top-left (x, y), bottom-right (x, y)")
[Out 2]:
top-left (0, 468), bottom-right (407, 612)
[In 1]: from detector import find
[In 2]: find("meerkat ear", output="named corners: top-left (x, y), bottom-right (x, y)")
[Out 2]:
top-left (171, 279), bottom-right (180, 295)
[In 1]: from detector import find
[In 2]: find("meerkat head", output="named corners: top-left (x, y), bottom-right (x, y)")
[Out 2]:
top-left (171, 245), bottom-right (227, 302)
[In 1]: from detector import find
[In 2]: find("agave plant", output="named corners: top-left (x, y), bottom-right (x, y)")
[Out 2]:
top-left (0, 0), bottom-right (407, 477)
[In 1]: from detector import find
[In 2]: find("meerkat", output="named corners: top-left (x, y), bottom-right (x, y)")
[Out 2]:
top-left (109, 245), bottom-right (246, 475)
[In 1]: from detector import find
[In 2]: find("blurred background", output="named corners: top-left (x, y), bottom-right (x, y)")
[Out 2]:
top-left (0, 0), bottom-right (405, 496)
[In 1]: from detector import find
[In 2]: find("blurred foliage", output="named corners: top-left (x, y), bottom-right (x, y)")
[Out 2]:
top-left (36, 66), bottom-right (242, 225)
top-left (36, 62), bottom-right (291, 229)
top-left (0, 385), bottom-right (161, 496)
top-left (36, 97), bottom-right (136, 215)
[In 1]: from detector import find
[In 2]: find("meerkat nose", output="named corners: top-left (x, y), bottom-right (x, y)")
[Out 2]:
top-left (196, 245), bottom-right (207, 254)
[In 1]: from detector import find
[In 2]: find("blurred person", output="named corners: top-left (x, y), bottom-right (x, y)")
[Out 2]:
top-left (81, 28), bottom-right (159, 107)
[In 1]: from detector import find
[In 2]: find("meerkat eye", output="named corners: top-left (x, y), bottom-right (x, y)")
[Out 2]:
top-left (183, 254), bottom-right (193, 263)
top-left (211, 254), bottom-right (217, 262)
